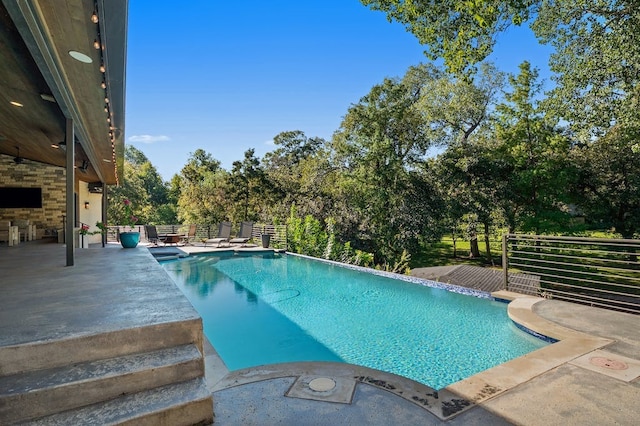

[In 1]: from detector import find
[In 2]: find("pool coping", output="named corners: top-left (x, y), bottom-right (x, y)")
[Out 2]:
top-left (446, 291), bottom-right (613, 406)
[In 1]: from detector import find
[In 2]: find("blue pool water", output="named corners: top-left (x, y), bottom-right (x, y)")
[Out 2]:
top-left (161, 252), bottom-right (548, 390)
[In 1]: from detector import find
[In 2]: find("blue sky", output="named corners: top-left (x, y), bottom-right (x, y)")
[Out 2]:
top-left (126, 1), bottom-right (554, 181)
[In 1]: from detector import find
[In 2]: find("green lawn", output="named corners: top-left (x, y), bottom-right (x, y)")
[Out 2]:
top-left (411, 237), bottom-right (503, 268)
top-left (410, 230), bottom-right (624, 269)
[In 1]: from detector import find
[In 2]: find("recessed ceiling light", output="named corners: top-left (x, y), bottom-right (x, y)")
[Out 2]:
top-left (10, 101), bottom-right (24, 107)
top-left (68, 50), bottom-right (93, 63)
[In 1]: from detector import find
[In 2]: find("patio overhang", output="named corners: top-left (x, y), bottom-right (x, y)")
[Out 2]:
top-left (0, 0), bottom-right (127, 185)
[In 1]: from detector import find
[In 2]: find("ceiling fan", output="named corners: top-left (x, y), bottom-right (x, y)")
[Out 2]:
top-left (13, 146), bottom-right (24, 164)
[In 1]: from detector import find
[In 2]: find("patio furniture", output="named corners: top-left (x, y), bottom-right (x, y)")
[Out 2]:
top-left (229, 221), bottom-right (254, 246)
top-left (180, 224), bottom-right (197, 246)
top-left (204, 222), bottom-right (232, 247)
top-left (164, 234), bottom-right (182, 246)
top-left (0, 220), bottom-right (19, 246)
top-left (144, 225), bottom-right (167, 246)
top-left (13, 219), bottom-right (36, 241)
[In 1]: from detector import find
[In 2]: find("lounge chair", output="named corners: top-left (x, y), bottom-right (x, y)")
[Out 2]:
top-left (229, 221), bottom-right (254, 246)
top-left (204, 222), bottom-right (232, 247)
top-left (144, 225), bottom-right (167, 246)
top-left (0, 220), bottom-right (19, 246)
top-left (180, 224), bottom-right (197, 245)
top-left (13, 219), bottom-right (35, 241)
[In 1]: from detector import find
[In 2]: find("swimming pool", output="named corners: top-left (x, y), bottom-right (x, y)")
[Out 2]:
top-left (161, 252), bottom-right (548, 390)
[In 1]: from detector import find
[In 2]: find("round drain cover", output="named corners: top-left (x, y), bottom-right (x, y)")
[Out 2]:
top-left (309, 377), bottom-right (336, 392)
top-left (589, 356), bottom-right (628, 370)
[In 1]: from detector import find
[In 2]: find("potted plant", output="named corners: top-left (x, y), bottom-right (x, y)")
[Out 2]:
top-left (119, 199), bottom-right (140, 248)
top-left (95, 221), bottom-right (108, 236)
top-left (78, 223), bottom-right (90, 248)
top-left (260, 226), bottom-right (271, 248)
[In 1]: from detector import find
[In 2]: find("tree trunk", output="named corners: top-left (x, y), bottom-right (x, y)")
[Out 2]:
top-left (469, 235), bottom-right (480, 258)
top-left (451, 227), bottom-right (458, 258)
top-left (484, 222), bottom-right (494, 266)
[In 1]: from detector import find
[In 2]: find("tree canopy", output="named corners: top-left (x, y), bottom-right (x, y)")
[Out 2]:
top-left (360, 0), bottom-right (535, 75)
top-left (111, 43), bottom-right (638, 268)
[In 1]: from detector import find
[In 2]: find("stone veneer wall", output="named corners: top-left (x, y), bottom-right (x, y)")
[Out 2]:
top-left (0, 154), bottom-right (67, 235)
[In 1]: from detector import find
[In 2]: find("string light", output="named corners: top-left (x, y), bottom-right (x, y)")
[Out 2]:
top-left (91, 4), bottom-right (99, 24)
top-left (91, 1), bottom-right (119, 184)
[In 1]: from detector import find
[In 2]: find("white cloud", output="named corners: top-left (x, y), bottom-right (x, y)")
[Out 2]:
top-left (128, 134), bottom-right (170, 144)
top-left (264, 139), bottom-right (275, 146)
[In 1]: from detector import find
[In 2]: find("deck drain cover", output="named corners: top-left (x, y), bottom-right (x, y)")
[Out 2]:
top-left (589, 357), bottom-right (628, 370)
top-left (309, 377), bottom-right (336, 392)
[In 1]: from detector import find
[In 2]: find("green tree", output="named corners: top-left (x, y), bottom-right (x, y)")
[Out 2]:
top-left (360, 0), bottom-right (535, 75)
top-left (361, 1), bottom-right (640, 148)
top-left (493, 61), bottom-right (574, 234)
top-left (572, 127), bottom-right (640, 239)
top-left (262, 131), bottom-right (331, 221)
top-left (533, 0), bottom-right (640, 143)
top-left (421, 63), bottom-right (504, 257)
top-left (180, 149), bottom-right (221, 183)
top-left (177, 150), bottom-right (229, 225)
top-left (227, 149), bottom-right (268, 222)
top-left (123, 146), bottom-right (176, 224)
top-left (331, 64), bottom-right (445, 264)
top-left (108, 146), bottom-right (179, 225)
top-left (107, 169), bottom-right (145, 227)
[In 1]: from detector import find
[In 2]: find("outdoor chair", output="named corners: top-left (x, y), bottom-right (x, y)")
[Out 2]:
top-left (144, 225), bottom-right (167, 246)
top-left (229, 221), bottom-right (254, 246)
top-left (204, 222), bottom-right (232, 247)
top-left (12, 219), bottom-right (35, 241)
top-left (0, 220), bottom-right (19, 246)
top-left (180, 224), bottom-right (197, 246)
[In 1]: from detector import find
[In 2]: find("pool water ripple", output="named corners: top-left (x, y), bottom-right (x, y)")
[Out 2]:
top-left (162, 252), bottom-right (547, 390)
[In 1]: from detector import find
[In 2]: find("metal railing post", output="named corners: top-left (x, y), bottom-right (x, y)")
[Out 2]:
top-left (502, 234), bottom-right (509, 291)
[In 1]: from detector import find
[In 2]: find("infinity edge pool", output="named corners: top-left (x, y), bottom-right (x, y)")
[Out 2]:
top-left (157, 248), bottom-right (614, 420)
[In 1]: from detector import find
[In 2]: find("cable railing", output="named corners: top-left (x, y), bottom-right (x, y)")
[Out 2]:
top-left (105, 223), bottom-right (288, 249)
top-left (502, 234), bottom-right (640, 314)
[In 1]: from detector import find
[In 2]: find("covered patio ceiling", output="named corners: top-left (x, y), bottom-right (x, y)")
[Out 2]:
top-left (0, 0), bottom-right (127, 185)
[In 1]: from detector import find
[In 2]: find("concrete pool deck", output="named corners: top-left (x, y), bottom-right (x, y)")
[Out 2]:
top-left (1, 240), bottom-right (638, 424)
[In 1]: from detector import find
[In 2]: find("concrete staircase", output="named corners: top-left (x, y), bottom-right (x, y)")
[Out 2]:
top-left (0, 320), bottom-right (213, 425)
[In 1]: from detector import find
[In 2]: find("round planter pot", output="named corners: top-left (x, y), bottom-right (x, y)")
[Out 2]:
top-left (120, 231), bottom-right (140, 248)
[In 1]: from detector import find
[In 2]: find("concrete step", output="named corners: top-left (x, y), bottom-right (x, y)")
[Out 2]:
top-left (26, 378), bottom-right (213, 426)
top-left (0, 318), bottom-right (203, 376)
top-left (0, 344), bottom-right (204, 424)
